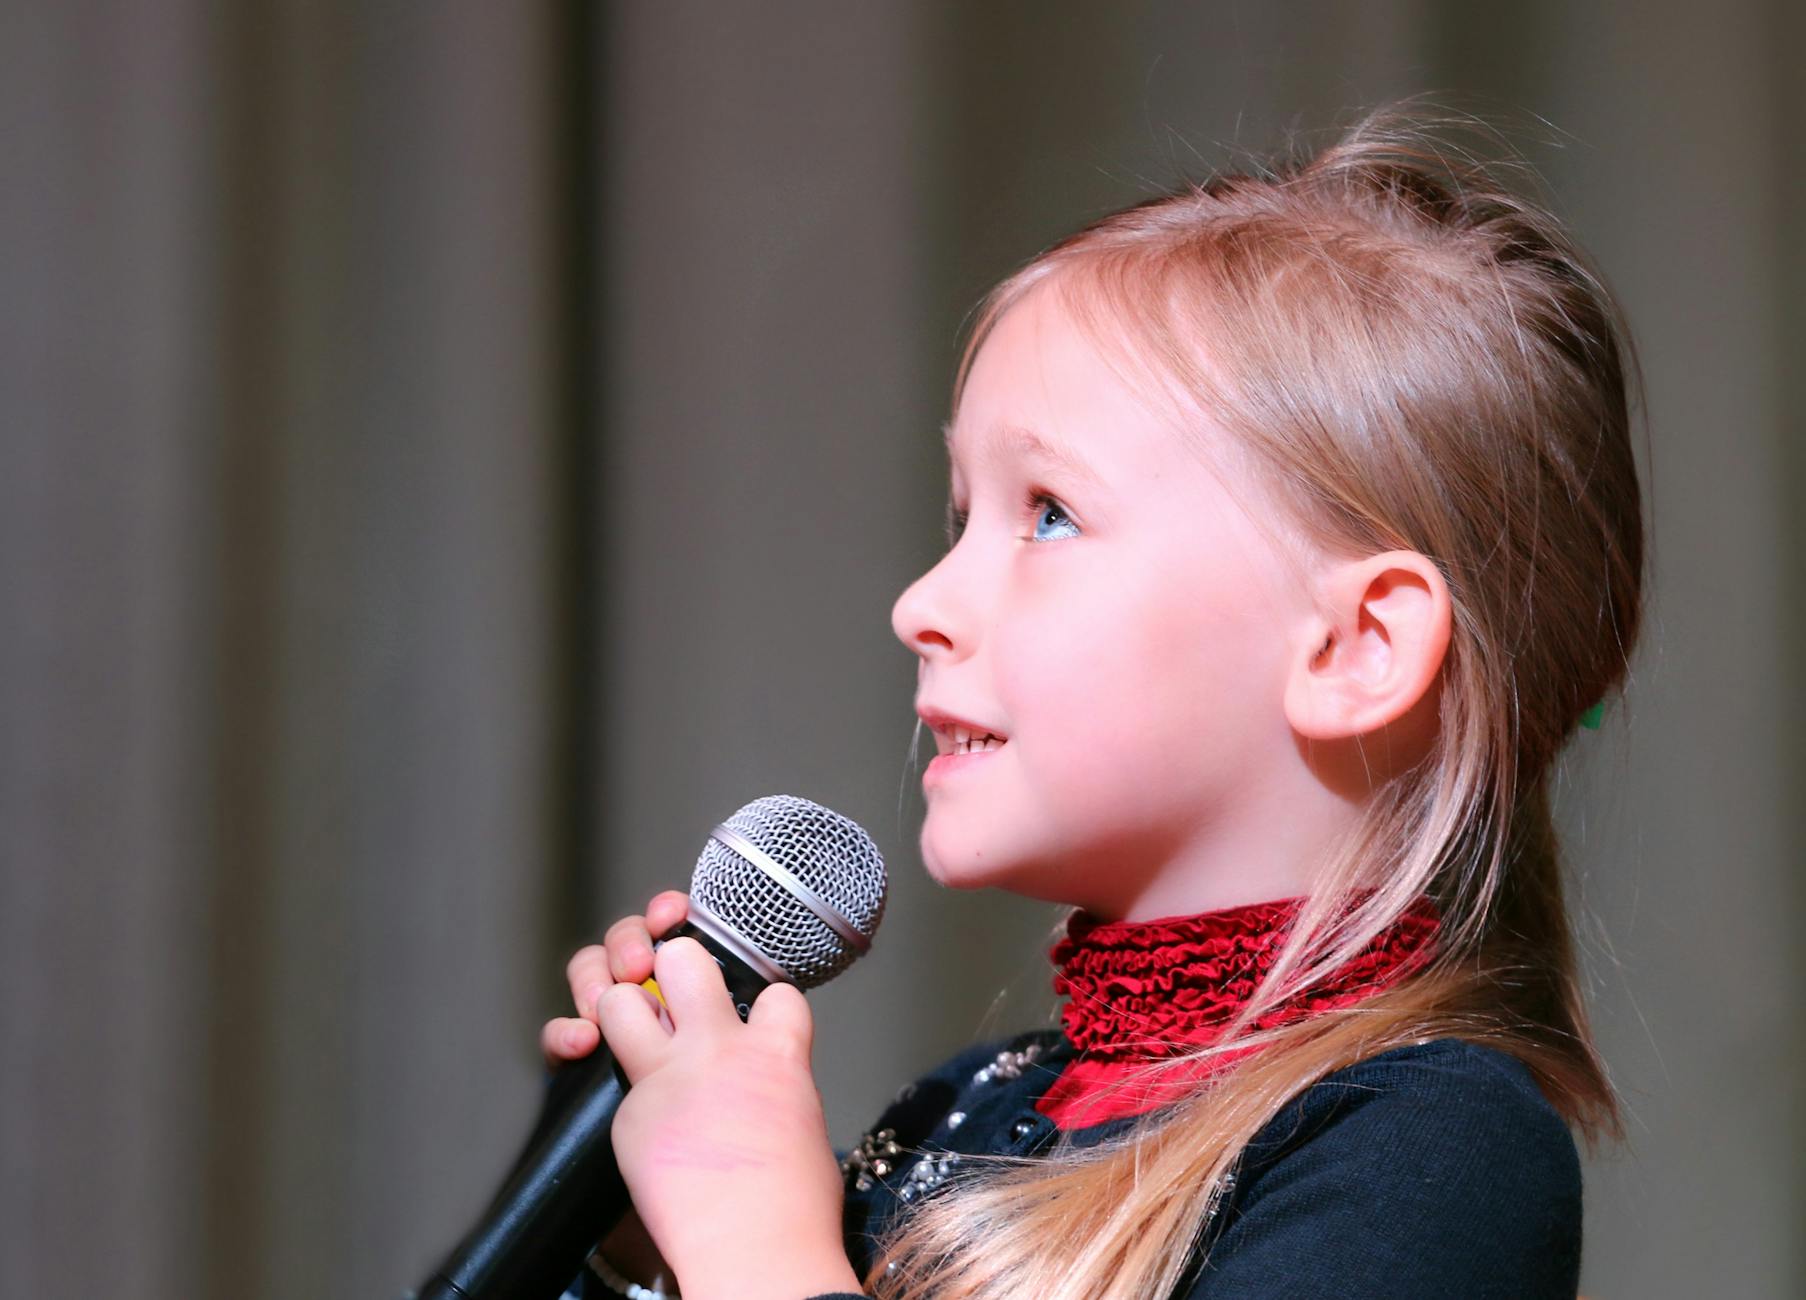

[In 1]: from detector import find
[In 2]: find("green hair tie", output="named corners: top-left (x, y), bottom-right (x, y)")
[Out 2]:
top-left (1579, 700), bottom-right (1605, 730)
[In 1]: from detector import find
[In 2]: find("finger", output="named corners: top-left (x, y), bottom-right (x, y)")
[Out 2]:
top-left (540, 1016), bottom-right (601, 1068)
top-left (645, 890), bottom-right (690, 938)
top-left (566, 945), bottom-right (613, 1021)
top-left (746, 981), bottom-right (814, 1063)
top-left (596, 981), bottom-right (671, 1083)
top-left (603, 914), bottom-right (656, 983)
top-left (650, 937), bottom-right (739, 1035)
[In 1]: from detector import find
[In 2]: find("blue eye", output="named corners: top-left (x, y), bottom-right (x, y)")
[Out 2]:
top-left (942, 490), bottom-right (1080, 547)
top-left (1027, 490), bottom-right (1080, 542)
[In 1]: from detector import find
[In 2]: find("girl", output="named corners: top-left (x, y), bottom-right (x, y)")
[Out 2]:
top-left (545, 104), bottom-right (1643, 1300)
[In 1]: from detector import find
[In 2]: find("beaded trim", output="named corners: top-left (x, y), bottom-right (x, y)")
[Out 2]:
top-left (841, 1126), bottom-right (907, 1192)
top-left (971, 1042), bottom-right (1043, 1084)
top-left (896, 1150), bottom-right (963, 1203)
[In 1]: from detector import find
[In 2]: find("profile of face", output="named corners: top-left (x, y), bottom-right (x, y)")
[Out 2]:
top-left (891, 281), bottom-right (1328, 922)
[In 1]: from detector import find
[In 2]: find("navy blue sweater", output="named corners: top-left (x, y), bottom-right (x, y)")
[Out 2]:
top-left (570, 1026), bottom-right (1582, 1298)
top-left (827, 1026), bottom-right (1580, 1297)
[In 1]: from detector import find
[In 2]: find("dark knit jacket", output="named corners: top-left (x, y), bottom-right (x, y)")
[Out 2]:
top-left (569, 1024), bottom-right (1582, 1299)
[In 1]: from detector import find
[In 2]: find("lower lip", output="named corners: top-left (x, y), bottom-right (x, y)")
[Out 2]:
top-left (924, 745), bottom-right (1005, 790)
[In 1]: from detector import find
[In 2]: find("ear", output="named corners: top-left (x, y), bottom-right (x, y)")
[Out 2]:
top-left (1283, 550), bottom-right (1452, 742)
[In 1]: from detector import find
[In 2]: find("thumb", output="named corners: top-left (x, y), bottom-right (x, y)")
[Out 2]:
top-left (746, 980), bottom-right (813, 1061)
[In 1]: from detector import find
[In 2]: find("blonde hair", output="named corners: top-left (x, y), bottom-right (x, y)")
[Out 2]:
top-left (872, 103), bottom-right (1645, 1300)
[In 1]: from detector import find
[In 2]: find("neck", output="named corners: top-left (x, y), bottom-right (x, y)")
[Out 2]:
top-left (1093, 763), bottom-right (1362, 923)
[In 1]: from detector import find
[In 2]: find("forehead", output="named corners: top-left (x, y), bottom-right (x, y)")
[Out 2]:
top-left (944, 283), bottom-right (1199, 486)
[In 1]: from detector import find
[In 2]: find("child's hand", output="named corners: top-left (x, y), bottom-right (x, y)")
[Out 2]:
top-left (539, 889), bottom-right (690, 1068)
top-left (596, 937), bottom-right (860, 1300)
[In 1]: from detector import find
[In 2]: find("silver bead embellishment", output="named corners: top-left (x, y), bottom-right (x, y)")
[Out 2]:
top-left (897, 1150), bottom-right (963, 1203)
top-left (971, 1042), bottom-right (1042, 1085)
top-left (1204, 1171), bottom-right (1238, 1221)
top-left (841, 1127), bottom-right (906, 1192)
top-left (944, 1110), bottom-right (966, 1131)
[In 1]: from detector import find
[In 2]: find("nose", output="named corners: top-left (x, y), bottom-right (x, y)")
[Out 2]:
top-left (891, 549), bottom-right (971, 662)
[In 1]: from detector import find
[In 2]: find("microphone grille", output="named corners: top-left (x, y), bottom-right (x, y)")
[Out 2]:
top-left (689, 794), bottom-right (887, 989)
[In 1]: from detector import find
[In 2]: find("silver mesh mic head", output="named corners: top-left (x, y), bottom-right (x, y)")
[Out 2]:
top-left (687, 794), bottom-right (887, 989)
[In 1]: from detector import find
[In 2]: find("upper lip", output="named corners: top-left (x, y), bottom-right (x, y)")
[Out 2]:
top-left (916, 704), bottom-right (1009, 754)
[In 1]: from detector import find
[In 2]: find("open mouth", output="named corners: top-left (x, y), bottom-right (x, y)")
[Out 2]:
top-left (944, 726), bottom-right (1007, 756)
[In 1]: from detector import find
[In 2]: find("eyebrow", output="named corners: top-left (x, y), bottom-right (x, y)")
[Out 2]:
top-left (942, 421), bottom-right (1103, 488)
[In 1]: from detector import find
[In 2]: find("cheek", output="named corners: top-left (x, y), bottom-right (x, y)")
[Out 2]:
top-left (1004, 571), bottom-right (1277, 784)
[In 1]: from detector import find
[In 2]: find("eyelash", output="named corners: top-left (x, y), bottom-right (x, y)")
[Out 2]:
top-left (943, 487), bottom-right (1076, 546)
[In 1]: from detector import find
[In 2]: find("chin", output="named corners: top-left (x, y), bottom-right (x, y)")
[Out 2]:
top-left (919, 833), bottom-right (1061, 901)
top-left (922, 828), bottom-right (1127, 917)
top-left (919, 826), bottom-right (1008, 893)
top-left (919, 848), bottom-right (991, 892)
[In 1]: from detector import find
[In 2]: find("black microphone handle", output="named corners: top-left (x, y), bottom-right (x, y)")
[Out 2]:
top-left (412, 920), bottom-right (773, 1300)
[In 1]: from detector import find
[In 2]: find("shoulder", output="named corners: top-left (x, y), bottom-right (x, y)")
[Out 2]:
top-left (1246, 1036), bottom-right (1582, 1212)
top-left (1193, 1039), bottom-right (1582, 1299)
top-left (1265, 1036), bottom-right (1578, 1183)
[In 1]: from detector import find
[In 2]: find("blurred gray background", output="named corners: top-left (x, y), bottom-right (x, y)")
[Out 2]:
top-left (3, 2), bottom-right (1799, 1297)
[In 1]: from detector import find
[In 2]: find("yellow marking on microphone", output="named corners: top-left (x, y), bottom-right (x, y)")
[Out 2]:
top-left (640, 976), bottom-right (666, 1006)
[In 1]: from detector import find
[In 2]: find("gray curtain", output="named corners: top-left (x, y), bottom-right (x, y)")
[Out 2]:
top-left (3, 3), bottom-right (567, 1295)
top-left (3, 3), bottom-right (1798, 1298)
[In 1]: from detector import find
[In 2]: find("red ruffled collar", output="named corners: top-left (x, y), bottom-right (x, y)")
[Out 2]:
top-left (1035, 893), bottom-right (1442, 1129)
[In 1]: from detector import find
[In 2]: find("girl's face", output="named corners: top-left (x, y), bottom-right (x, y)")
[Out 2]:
top-left (891, 282), bottom-right (1324, 921)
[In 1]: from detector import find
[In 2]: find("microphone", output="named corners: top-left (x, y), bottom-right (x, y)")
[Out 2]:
top-left (410, 794), bottom-right (888, 1300)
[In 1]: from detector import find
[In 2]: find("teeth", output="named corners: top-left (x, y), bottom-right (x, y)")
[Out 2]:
top-left (949, 727), bottom-right (1005, 756)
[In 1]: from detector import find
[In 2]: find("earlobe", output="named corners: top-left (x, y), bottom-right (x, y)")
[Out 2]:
top-left (1283, 551), bottom-right (1452, 743)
